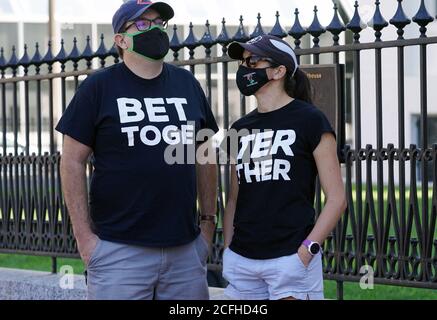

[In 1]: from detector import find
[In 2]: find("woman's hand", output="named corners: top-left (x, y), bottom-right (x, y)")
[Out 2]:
top-left (297, 245), bottom-right (314, 268)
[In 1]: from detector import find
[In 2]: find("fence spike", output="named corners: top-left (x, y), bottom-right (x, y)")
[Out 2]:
top-left (327, 3), bottom-right (346, 45)
top-left (55, 39), bottom-right (67, 62)
top-left (307, 6), bottom-right (326, 47)
top-left (82, 36), bottom-right (94, 69)
top-left (30, 42), bottom-right (43, 66)
top-left (82, 36), bottom-right (94, 59)
top-left (216, 18), bottom-right (231, 46)
top-left (288, 8), bottom-right (307, 49)
top-left (170, 25), bottom-right (182, 60)
top-left (42, 41), bottom-right (54, 64)
top-left (95, 34), bottom-right (108, 57)
top-left (108, 43), bottom-right (118, 57)
top-left (412, 0), bottom-right (434, 37)
top-left (68, 37), bottom-right (81, 61)
top-left (250, 13), bottom-right (265, 39)
top-left (369, 0), bottom-right (388, 41)
top-left (0, 47), bottom-right (5, 69)
top-left (199, 20), bottom-right (216, 49)
top-left (233, 15), bottom-right (249, 42)
top-left (390, 0), bottom-right (411, 40)
top-left (183, 22), bottom-right (199, 51)
top-left (7, 46), bottom-right (18, 67)
top-left (169, 24), bottom-right (182, 49)
top-left (347, 1), bottom-right (366, 43)
top-left (269, 11), bottom-right (287, 39)
top-left (19, 44), bottom-right (30, 66)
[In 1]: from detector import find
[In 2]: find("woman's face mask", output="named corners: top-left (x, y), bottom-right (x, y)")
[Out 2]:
top-left (123, 25), bottom-right (170, 61)
top-left (236, 65), bottom-right (272, 96)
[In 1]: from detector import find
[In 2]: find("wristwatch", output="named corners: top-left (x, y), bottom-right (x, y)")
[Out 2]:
top-left (302, 239), bottom-right (321, 256)
top-left (200, 215), bottom-right (217, 224)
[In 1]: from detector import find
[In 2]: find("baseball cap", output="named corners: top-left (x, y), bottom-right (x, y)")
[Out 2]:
top-left (112, 0), bottom-right (174, 34)
top-left (228, 35), bottom-right (299, 76)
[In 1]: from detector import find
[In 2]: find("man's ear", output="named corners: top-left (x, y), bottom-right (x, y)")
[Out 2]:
top-left (114, 34), bottom-right (129, 50)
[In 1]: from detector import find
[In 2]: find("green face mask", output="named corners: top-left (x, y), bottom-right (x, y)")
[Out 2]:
top-left (123, 26), bottom-right (170, 61)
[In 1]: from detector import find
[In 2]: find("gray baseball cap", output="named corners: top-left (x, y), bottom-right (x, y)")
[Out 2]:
top-left (229, 35), bottom-right (299, 75)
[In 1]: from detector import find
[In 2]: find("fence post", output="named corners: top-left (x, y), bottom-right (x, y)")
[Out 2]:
top-left (51, 257), bottom-right (57, 274)
top-left (336, 280), bottom-right (344, 300)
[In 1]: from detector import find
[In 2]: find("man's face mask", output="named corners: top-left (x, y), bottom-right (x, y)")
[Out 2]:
top-left (123, 25), bottom-right (170, 61)
top-left (236, 65), bottom-right (272, 96)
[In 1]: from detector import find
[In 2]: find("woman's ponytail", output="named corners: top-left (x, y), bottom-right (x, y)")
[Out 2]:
top-left (284, 69), bottom-right (313, 104)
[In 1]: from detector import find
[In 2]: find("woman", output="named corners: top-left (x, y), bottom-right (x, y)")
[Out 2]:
top-left (222, 35), bottom-right (347, 300)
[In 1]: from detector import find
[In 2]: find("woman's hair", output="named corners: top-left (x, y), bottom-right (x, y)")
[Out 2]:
top-left (283, 69), bottom-right (313, 104)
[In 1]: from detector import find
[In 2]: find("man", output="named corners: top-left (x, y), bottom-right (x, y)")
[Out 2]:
top-left (56, 0), bottom-right (219, 300)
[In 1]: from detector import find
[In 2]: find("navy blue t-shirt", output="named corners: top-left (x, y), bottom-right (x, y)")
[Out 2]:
top-left (224, 99), bottom-right (336, 259)
top-left (56, 62), bottom-right (219, 247)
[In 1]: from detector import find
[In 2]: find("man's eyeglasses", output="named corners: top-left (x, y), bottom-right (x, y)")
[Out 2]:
top-left (240, 55), bottom-right (279, 68)
top-left (124, 17), bottom-right (168, 32)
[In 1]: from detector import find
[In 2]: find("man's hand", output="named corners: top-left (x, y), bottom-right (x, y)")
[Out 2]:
top-left (297, 245), bottom-right (314, 268)
top-left (77, 233), bottom-right (100, 267)
top-left (200, 220), bottom-right (216, 249)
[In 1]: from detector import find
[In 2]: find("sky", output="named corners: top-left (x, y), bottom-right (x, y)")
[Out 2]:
top-left (0, 0), bottom-right (435, 31)
top-left (0, 0), bottom-right (350, 25)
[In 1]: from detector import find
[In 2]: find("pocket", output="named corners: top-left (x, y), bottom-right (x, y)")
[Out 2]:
top-left (87, 238), bottom-right (103, 268)
top-left (294, 252), bottom-right (309, 271)
top-left (221, 249), bottom-right (233, 282)
top-left (195, 235), bottom-right (209, 265)
top-left (199, 234), bottom-right (209, 252)
top-left (223, 247), bottom-right (229, 257)
top-left (222, 247), bottom-right (230, 264)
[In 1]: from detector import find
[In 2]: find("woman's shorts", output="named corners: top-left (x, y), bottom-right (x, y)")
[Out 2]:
top-left (222, 248), bottom-right (324, 300)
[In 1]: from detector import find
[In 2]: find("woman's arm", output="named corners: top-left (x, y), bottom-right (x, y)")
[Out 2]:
top-left (299, 133), bottom-right (347, 265)
top-left (223, 165), bottom-right (239, 249)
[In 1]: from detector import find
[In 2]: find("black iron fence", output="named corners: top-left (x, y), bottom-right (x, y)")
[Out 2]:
top-left (1, 0), bottom-right (436, 299)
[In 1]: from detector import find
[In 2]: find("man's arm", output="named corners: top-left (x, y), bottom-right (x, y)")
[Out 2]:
top-left (60, 135), bottom-right (98, 266)
top-left (196, 141), bottom-right (218, 246)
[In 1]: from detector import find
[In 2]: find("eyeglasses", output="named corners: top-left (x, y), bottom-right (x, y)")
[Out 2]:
top-left (240, 55), bottom-right (279, 68)
top-left (124, 17), bottom-right (168, 32)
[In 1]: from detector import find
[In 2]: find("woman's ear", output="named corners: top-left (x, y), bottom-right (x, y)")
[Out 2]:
top-left (272, 65), bottom-right (288, 80)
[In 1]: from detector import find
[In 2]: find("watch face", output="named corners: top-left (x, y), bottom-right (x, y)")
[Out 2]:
top-left (309, 243), bottom-right (320, 255)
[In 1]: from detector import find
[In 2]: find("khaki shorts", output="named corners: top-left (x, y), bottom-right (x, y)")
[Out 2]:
top-left (86, 234), bottom-right (209, 300)
top-left (223, 248), bottom-right (324, 300)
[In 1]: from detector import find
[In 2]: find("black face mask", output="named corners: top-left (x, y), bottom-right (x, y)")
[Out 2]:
top-left (124, 26), bottom-right (170, 61)
top-left (236, 65), bottom-right (271, 96)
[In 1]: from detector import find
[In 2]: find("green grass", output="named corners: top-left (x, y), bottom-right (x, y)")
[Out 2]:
top-left (0, 253), bottom-right (85, 275)
top-left (0, 253), bottom-right (435, 300)
top-left (323, 280), bottom-right (436, 300)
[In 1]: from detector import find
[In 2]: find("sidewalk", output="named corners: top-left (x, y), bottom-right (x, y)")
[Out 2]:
top-left (0, 267), bottom-right (227, 300)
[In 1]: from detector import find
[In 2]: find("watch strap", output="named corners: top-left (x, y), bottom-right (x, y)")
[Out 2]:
top-left (200, 215), bottom-right (217, 223)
